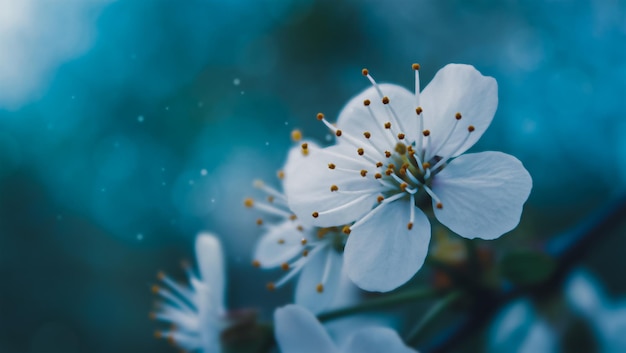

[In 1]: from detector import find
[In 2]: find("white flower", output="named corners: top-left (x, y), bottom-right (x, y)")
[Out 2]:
top-left (566, 270), bottom-right (626, 352)
top-left (274, 304), bottom-right (417, 353)
top-left (245, 147), bottom-right (351, 314)
top-left (151, 232), bottom-right (226, 353)
top-left (284, 64), bottom-right (532, 292)
top-left (488, 300), bottom-right (558, 353)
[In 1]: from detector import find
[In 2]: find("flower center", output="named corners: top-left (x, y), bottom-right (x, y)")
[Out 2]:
top-left (312, 64), bottom-right (477, 230)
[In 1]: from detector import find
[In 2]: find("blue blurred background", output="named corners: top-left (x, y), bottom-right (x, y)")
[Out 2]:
top-left (0, 0), bottom-right (625, 352)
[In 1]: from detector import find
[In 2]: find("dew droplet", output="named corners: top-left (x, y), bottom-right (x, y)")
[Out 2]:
top-left (200, 169), bottom-right (207, 176)
top-left (137, 233), bottom-right (144, 240)
top-left (233, 78), bottom-right (241, 86)
top-left (137, 115), bottom-right (144, 123)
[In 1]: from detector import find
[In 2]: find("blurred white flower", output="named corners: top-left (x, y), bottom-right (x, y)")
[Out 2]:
top-left (274, 304), bottom-right (417, 353)
top-left (566, 270), bottom-right (626, 352)
top-left (284, 64), bottom-right (532, 292)
top-left (488, 299), bottom-right (558, 353)
top-left (151, 232), bottom-right (226, 353)
top-left (246, 144), bottom-right (350, 314)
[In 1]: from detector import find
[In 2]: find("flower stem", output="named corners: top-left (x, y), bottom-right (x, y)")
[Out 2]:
top-left (317, 287), bottom-right (439, 323)
top-left (405, 290), bottom-right (463, 346)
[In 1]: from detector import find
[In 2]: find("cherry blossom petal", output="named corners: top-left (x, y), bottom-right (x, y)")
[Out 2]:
top-left (253, 220), bottom-right (306, 268)
top-left (284, 143), bottom-right (381, 227)
top-left (343, 327), bottom-right (418, 353)
top-left (432, 152), bottom-right (532, 240)
top-left (295, 247), bottom-right (343, 314)
top-left (274, 305), bottom-right (339, 353)
top-left (344, 199), bottom-right (430, 292)
top-left (337, 83), bottom-right (420, 148)
top-left (195, 233), bottom-right (225, 310)
top-left (420, 64), bottom-right (497, 159)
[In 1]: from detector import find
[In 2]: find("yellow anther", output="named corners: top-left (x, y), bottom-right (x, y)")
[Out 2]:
top-left (277, 170), bottom-right (285, 179)
top-left (267, 282), bottom-right (276, 291)
top-left (412, 63), bottom-right (420, 70)
top-left (363, 131), bottom-right (371, 138)
top-left (267, 195), bottom-right (274, 203)
top-left (376, 162), bottom-right (383, 168)
top-left (289, 214), bottom-right (297, 220)
top-left (363, 99), bottom-right (371, 106)
top-left (395, 142), bottom-right (406, 155)
top-left (256, 218), bottom-right (263, 226)
top-left (360, 169), bottom-right (368, 177)
top-left (455, 112), bottom-right (462, 120)
top-left (377, 195), bottom-right (384, 203)
top-left (398, 133), bottom-right (405, 140)
top-left (335, 130), bottom-right (343, 137)
top-left (423, 162), bottom-right (431, 169)
top-left (316, 283), bottom-right (324, 293)
top-left (316, 113), bottom-right (324, 120)
top-left (468, 125), bottom-right (475, 132)
top-left (281, 263), bottom-right (290, 271)
top-left (312, 211), bottom-right (319, 218)
top-left (328, 163), bottom-right (336, 169)
top-left (297, 225), bottom-right (304, 231)
top-left (357, 148), bottom-right (364, 155)
top-left (388, 163), bottom-right (395, 169)
top-left (149, 312), bottom-right (156, 320)
top-left (244, 198), bottom-right (254, 207)
top-left (375, 173), bottom-right (382, 179)
top-left (301, 142), bottom-right (308, 150)
top-left (330, 185), bottom-right (339, 192)
top-left (301, 238), bottom-right (307, 245)
top-left (416, 106), bottom-right (423, 115)
top-left (252, 260), bottom-right (261, 268)
top-left (362, 68), bottom-right (369, 76)
top-left (423, 130), bottom-right (430, 137)
top-left (436, 202), bottom-right (443, 209)
top-left (278, 239), bottom-right (285, 244)
top-left (342, 226), bottom-right (351, 235)
top-left (302, 249), bottom-right (309, 257)
top-left (384, 122), bottom-right (391, 129)
top-left (151, 285), bottom-right (160, 294)
top-left (157, 271), bottom-right (165, 280)
top-left (400, 182), bottom-right (408, 191)
top-left (385, 151), bottom-right (391, 158)
top-left (382, 96), bottom-right (390, 104)
top-left (408, 222), bottom-right (414, 230)
top-left (154, 331), bottom-right (163, 339)
top-left (291, 129), bottom-right (303, 141)
top-left (385, 169), bottom-right (393, 176)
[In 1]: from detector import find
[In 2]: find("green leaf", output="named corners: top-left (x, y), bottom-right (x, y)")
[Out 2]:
top-left (500, 250), bottom-right (556, 286)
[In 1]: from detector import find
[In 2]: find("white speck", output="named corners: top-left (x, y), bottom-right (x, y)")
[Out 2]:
top-left (233, 78), bottom-right (241, 86)
top-left (162, 182), bottom-right (166, 186)
top-left (210, 198), bottom-right (216, 203)
top-left (137, 233), bottom-right (144, 240)
top-left (284, 121), bottom-right (289, 126)
top-left (101, 188), bottom-right (106, 192)
top-left (197, 101), bottom-right (204, 108)
top-left (189, 180), bottom-right (194, 185)
top-left (71, 95), bottom-right (76, 100)
top-left (200, 169), bottom-right (208, 176)
top-left (265, 141), bottom-right (269, 146)
top-left (137, 115), bottom-right (144, 123)
top-left (161, 167), bottom-right (165, 172)
top-left (240, 91), bottom-right (245, 95)
top-left (114, 141), bottom-right (120, 148)
top-left (47, 123), bottom-right (54, 130)
top-left (165, 106), bottom-right (170, 111)
top-left (56, 214), bottom-right (63, 221)
top-left (325, 134), bottom-right (332, 141)
top-left (131, 54), bottom-right (137, 60)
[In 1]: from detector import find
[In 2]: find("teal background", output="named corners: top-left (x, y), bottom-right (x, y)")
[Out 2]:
top-left (0, 0), bottom-right (624, 352)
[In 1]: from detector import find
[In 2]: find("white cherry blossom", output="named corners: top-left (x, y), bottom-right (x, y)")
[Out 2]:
top-left (151, 232), bottom-right (226, 353)
top-left (246, 143), bottom-right (351, 313)
top-left (284, 64), bottom-right (532, 292)
top-left (274, 304), bottom-right (417, 353)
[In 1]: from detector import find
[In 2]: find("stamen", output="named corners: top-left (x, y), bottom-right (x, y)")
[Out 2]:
top-left (318, 249), bottom-right (334, 293)
top-left (397, 133), bottom-right (405, 140)
top-left (360, 170), bottom-right (368, 177)
top-left (335, 130), bottom-right (342, 137)
top-left (318, 116), bottom-right (383, 161)
top-left (357, 148), bottom-right (364, 155)
top-left (317, 284), bottom-right (324, 293)
top-left (377, 195), bottom-right (384, 203)
top-left (253, 180), bottom-right (287, 203)
top-left (363, 99), bottom-right (371, 106)
top-left (429, 125), bottom-right (476, 172)
top-left (253, 201), bottom-right (293, 218)
top-left (376, 162), bottom-right (383, 168)
top-left (253, 260), bottom-right (260, 267)
top-left (312, 212), bottom-right (319, 218)
top-left (423, 185), bottom-right (443, 209)
top-left (244, 198), bottom-right (254, 208)
top-left (382, 96), bottom-right (390, 104)
top-left (342, 226), bottom-right (351, 234)
top-left (317, 194), bottom-right (372, 217)
top-left (281, 263), bottom-right (289, 271)
top-left (301, 238), bottom-right (307, 245)
top-left (350, 193), bottom-right (406, 230)
top-left (316, 113), bottom-right (324, 120)
top-left (330, 185), bottom-right (339, 192)
top-left (429, 113), bottom-right (462, 159)
top-left (413, 63), bottom-right (421, 106)
top-left (277, 170), bottom-right (285, 179)
top-left (363, 131), bottom-right (371, 138)
top-left (328, 163), bottom-right (336, 169)
top-left (256, 218), bottom-right (263, 226)
top-left (384, 122), bottom-right (391, 129)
